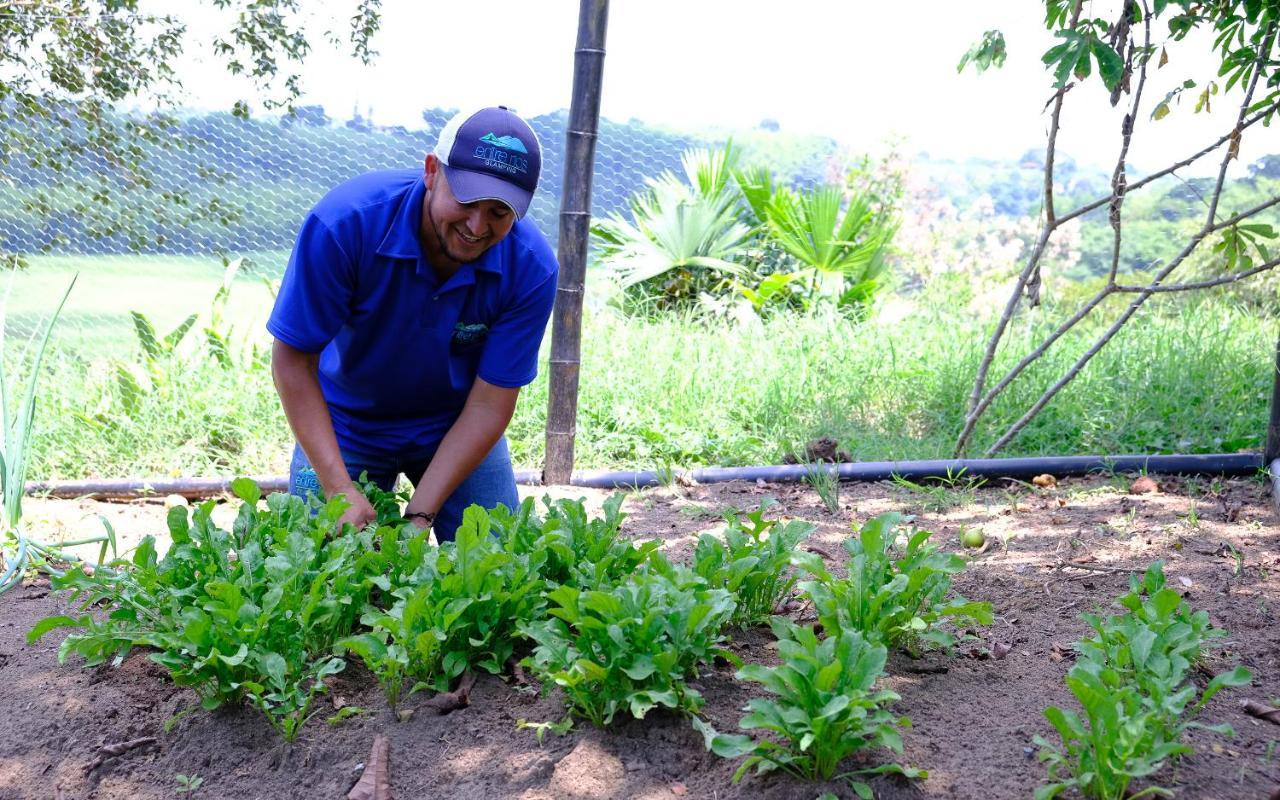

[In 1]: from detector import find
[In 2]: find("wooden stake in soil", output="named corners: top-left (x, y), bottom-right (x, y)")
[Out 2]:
top-left (347, 734), bottom-right (391, 800)
top-left (544, 0), bottom-right (610, 486)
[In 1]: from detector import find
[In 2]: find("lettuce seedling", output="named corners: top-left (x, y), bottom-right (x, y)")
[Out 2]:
top-left (341, 506), bottom-right (547, 706)
top-left (694, 618), bottom-right (924, 799)
top-left (520, 559), bottom-right (735, 726)
top-left (30, 480), bottom-right (388, 741)
top-left (1035, 562), bottom-right (1252, 799)
top-left (693, 502), bottom-right (813, 627)
top-left (793, 513), bottom-right (992, 654)
top-left (492, 494), bottom-right (660, 591)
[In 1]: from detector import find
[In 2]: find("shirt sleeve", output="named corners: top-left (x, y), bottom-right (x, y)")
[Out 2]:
top-left (476, 267), bottom-right (558, 389)
top-left (266, 214), bottom-right (357, 353)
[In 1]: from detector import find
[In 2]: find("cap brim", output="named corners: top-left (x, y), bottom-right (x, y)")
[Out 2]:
top-left (441, 165), bottom-right (533, 219)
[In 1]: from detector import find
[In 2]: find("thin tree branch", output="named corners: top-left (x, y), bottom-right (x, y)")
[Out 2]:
top-left (1055, 102), bottom-right (1280, 227)
top-left (957, 1), bottom-right (1085, 457)
top-left (1209, 194), bottom-right (1280, 234)
top-left (1205, 28), bottom-right (1273, 227)
top-left (958, 3), bottom-right (1149, 456)
top-left (954, 230), bottom-right (1053, 455)
top-left (964, 287), bottom-right (1115, 430)
top-left (983, 22), bottom-right (1279, 457)
top-left (1114, 256), bottom-right (1280, 292)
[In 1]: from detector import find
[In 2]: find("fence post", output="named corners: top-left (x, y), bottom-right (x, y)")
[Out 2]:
top-left (544, 0), bottom-right (609, 486)
top-left (1266, 329), bottom-right (1280, 512)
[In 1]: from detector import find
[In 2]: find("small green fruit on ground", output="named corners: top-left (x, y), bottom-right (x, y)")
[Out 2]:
top-left (961, 528), bottom-right (986, 549)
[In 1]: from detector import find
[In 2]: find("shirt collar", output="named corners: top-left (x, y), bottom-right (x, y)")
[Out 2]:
top-left (374, 174), bottom-right (508, 277)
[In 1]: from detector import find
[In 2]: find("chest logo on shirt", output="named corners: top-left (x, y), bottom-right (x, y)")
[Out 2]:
top-left (451, 322), bottom-right (490, 353)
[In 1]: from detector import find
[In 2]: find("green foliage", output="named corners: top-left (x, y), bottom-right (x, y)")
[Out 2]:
top-left (1035, 662), bottom-right (1191, 800)
top-left (756, 185), bottom-right (895, 314)
top-left (520, 559), bottom-right (736, 726)
top-left (694, 619), bottom-right (923, 797)
top-left (970, 2), bottom-right (1280, 123)
top-left (492, 493), bottom-right (660, 591)
top-left (957, 30), bottom-right (1008, 74)
top-left (793, 513), bottom-right (992, 654)
top-left (1035, 562), bottom-right (1252, 799)
top-left (593, 143), bottom-right (752, 310)
top-left (0, 275), bottom-right (77, 593)
top-left (0, 2), bottom-right (382, 259)
top-left (29, 483), bottom-right (387, 740)
top-left (341, 506), bottom-right (546, 708)
top-left (692, 503), bottom-right (812, 626)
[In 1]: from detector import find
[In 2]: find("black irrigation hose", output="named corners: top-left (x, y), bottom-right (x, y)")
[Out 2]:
top-left (22, 452), bottom-right (1266, 499)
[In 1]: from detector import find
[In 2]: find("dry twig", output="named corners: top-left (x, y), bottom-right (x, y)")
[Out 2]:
top-left (83, 737), bottom-right (157, 774)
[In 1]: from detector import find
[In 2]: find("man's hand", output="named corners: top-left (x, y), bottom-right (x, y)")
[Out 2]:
top-left (334, 486), bottom-right (377, 531)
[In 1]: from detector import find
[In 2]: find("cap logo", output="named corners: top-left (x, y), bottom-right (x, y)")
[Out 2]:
top-left (479, 132), bottom-right (528, 154)
top-left (473, 131), bottom-right (530, 177)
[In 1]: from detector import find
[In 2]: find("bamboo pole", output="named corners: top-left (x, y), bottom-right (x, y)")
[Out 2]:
top-left (1267, 329), bottom-right (1280, 465)
top-left (544, 0), bottom-right (609, 485)
top-left (1266, 330), bottom-right (1280, 514)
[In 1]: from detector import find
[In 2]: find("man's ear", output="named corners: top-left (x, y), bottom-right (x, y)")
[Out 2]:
top-left (424, 153), bottom-right (440, 188)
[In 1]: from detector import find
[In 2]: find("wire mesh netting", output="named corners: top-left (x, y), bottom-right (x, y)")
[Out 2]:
top-left (0, 104), bottom-right (709, 352)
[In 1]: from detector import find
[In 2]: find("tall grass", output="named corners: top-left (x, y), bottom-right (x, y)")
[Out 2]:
top-left (20, 281), bottom-right (1275, 480)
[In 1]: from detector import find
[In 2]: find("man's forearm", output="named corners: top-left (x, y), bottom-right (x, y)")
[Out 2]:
top-left (271, 339), bottom-right (355, 497)
top-left (409, 387), bottom-right (516, 515)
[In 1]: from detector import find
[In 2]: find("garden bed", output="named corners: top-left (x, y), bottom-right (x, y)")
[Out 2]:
top-left (1, 474), bottom-right (1276, 800)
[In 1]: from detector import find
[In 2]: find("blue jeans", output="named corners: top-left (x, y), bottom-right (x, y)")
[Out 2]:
top-left (288, 437), bottom-right (519, 542)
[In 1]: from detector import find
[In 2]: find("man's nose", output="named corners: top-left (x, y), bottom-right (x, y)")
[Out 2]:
top-left (463, 208), bottom-right (487, 235)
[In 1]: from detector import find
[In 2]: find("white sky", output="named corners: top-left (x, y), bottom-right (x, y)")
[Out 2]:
top-left (173, 1), bottom-right (1272, 175)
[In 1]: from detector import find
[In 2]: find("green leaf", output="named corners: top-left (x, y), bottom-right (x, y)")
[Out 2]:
top-left (27, 614), bottom-right (81, 644)
top-left (1092, 38), bottom-right (1125, 90)
top-left (229, 478), bottom-right (261, 505)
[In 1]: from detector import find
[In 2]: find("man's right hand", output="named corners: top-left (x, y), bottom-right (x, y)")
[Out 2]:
top-left (333, 486), bottom-right (377, 531)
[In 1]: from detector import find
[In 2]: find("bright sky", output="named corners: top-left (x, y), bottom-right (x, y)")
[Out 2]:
top-left (174, 1), bottom-right (1270, 175)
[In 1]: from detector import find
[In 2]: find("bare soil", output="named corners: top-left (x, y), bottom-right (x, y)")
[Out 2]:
top-left (1, 474), bottom-right (1278, 800)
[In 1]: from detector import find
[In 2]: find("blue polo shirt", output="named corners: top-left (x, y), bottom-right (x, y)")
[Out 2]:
top-left (267, 169), bottom-right (558, 459)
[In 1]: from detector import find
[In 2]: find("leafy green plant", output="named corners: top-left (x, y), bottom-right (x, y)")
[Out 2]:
top-left (341, 506), bottom-right (546, 709)
top-left (174, 773), bottom-right (204, 794)
top-left (1077, 561), bottom-right (1251, 742)
top-left (29, 480), bottom-right (386, 740)
top-left (1035, 562), bottom-right (1252, 799)
top-left (760, 185), bottom-right (895, 314)
top-left (520, 560), bottom-right (735, 726)
top-left (204, 257), bottom-right (269, 371)
top-left (694, 618), bottom-right (923, 797)
top-left (492, 494), bottom-right (659, 591)
top-left (692, 503), bottom-right (812, 626)
top-left (793, 513), bottom-right (992, 654)
top-left (1035, 662), bottom-right (1191, 800)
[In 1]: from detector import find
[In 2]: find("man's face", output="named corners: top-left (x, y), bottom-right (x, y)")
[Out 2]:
top-left (421, 155), bottom-right (516, 268)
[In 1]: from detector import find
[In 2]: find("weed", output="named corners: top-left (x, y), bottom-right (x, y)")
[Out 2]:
top-left (890, 468), bottom-right (985, 513)
top-left (174, 773), bottom-right (203, 794)
top-left (803, 461), bottom-right (841, 513)
top-left (1179, 503), bottom-right (1201, 530)
top-left (516, 716), bottom-right (574, 745)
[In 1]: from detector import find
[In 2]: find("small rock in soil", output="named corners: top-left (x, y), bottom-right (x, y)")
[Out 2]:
top-left (1130, 475), bottom-right (1159, 494)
